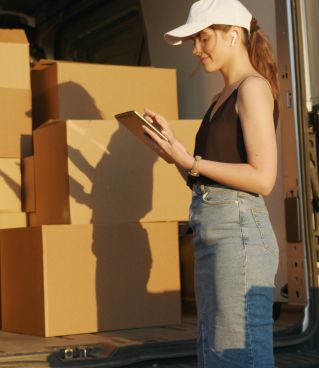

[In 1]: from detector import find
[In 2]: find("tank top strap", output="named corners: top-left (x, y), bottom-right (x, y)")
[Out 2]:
top-left (237, 75), bottom-right (272, 93)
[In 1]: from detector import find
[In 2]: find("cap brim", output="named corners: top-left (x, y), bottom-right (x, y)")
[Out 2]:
top-left (164, 21), bottom-right (213, 45)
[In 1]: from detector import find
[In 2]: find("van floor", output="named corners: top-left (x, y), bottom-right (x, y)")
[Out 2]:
top-left (0, 304), bottom-right (304, 367)
top-left (0, 315), bottom-right (197, 367)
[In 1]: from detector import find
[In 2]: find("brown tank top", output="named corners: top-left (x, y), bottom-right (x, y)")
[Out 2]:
top-left (187, 78), bottom-right (279, 189)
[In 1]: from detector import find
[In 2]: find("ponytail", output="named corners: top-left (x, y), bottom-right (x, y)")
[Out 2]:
top-left (247, 18), bottom-right (280, 104)
top-left (212, 19), bottom-right (280, 105)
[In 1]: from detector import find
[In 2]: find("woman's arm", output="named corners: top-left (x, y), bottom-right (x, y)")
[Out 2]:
top-left (143, 78), bottom-right (277, 196)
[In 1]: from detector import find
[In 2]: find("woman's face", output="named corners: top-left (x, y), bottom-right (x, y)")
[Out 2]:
top-left (192, 27), bottom-right (231, 73)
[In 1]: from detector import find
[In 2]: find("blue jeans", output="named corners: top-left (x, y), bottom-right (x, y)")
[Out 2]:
top-left (189, 183), bottom-right (279, 368)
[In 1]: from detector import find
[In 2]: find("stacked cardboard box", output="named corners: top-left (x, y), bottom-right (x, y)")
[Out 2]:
top-left (0, 29), bottom-right (31, 228)
top-left (0, 30), bottom-right (32, 157)
top-left (1, 223), bottom-right (181, 336)
top-left (1, 59), bottom-right (201, 336)
top-left (31, 60), bottom-right (179, 128)
top-left (0, 29), bottom-right (31, 227)
top-left (29, 119), bottom-right (199, 225)
top-left (0, 29), bottom-right (32, 328)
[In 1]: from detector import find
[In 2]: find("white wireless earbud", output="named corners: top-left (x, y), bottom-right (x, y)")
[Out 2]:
top-left (231, 31), bottom-right (237, 47)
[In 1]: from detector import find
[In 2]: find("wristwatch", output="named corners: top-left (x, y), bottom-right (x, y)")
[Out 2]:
top-left (188, 155), bottom-right (202, 177)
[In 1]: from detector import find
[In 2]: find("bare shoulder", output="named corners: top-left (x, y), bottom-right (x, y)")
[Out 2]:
top-left (237, 75), bottom-right (274, 108)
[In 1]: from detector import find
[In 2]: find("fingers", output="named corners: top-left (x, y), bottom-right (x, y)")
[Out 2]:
top-left (144, 108), bottom-right (167, 127)
top-left (143, 131), bottom-right (174, 163)
top-left (144, 107), bottom-right (156, 118)
top-left (142, 124), bottom-right (162, 145)
top-left (143, 108), bottom-right (175, 144)
top-left (143, 132), bottom-right (160, 149)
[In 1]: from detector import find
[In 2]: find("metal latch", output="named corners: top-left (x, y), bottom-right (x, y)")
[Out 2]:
top-left (55, 344), bottom-right (107, 361)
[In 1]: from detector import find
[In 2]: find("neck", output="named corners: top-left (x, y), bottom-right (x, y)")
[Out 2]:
top-left (220, 49), bottom-right (256, 87)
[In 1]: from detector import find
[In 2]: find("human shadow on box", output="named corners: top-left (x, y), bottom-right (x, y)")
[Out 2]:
top-left (63, 87), bottom-right (181, 335)
top-left (58, 81), bottom-right (104, 120)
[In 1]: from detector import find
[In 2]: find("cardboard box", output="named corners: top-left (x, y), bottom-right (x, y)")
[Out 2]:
top-left (0, 158), bottom-right (22, 212)
top-left (0, 30), bottom-right (32, 157)
top-left (31, 60), bottom-right (179, 129)
top-left (22, 156), bottom-right (35, 213)
top-left (0, 29), bottom-right (30, 90)
top-left (32, 119), bottom-right (200, 225)
top-left (0, 222), bottom-right (181, 336)
top-left (0, 213), bottom-right (27, 229)
top-left (0, 210), bottom-right (27, 327)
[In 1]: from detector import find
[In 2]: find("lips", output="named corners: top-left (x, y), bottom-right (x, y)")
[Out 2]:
top-left (200, 57), bottom-right (209, 63)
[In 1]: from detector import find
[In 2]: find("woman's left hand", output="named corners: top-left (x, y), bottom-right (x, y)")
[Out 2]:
top-left (143, 108), bottom-right (193, 169)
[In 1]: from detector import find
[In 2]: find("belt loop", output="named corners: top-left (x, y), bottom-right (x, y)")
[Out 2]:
top-left (200, 184), bottom-right (205, 194)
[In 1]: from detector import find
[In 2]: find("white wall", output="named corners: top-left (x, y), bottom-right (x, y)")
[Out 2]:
top-left (141, 0), bottom-right (287, 301)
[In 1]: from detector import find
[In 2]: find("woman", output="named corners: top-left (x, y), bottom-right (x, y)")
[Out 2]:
top-left (143, 0), bottom-right (280, 366)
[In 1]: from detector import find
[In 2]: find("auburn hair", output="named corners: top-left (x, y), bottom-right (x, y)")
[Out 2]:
top-left (212, 18), bottom-right (280, 105)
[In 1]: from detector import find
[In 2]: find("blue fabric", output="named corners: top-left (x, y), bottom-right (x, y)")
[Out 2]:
top-left (189, 183), bottom-right (279, 368)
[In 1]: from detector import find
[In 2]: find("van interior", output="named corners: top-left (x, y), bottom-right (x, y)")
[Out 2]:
top-left (0, 0), bottom-right (318, 366)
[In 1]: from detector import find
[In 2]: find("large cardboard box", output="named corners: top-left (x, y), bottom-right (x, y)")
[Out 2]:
top-left (31, 60), bottom-right (179, 129)
top-left (32, 119), bottom-right (200, 225)
top-left (0, 222), bottom-right (181, 337)
top-left (0, 158), bottom-right (22, 212)
top-left (22, 156), bottom-right (35, 213)
top-left (0, 30), bottom-right (32, 157)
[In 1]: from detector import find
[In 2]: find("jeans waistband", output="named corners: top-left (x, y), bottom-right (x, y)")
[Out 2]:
top-left (192, 182), bottom-right (260, 198)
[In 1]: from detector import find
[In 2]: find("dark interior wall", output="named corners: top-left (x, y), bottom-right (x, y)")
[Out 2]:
top-left (0, 0), bottom-right (150, 66)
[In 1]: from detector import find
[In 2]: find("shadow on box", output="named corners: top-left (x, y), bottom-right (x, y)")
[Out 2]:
top-left (27, 81), bottom-right (181, 335)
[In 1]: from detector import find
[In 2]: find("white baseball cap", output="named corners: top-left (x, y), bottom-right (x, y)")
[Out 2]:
top-left (164, 0), bottom-right (253, 45)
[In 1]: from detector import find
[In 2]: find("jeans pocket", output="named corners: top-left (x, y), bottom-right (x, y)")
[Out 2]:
top-left (251, 207), bottom-right (279, 256)
top-left (201, 191), bottom-right (238, 206)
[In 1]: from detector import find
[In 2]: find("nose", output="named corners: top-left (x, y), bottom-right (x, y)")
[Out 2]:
top-left (192, 38), bottom-right (201, 56)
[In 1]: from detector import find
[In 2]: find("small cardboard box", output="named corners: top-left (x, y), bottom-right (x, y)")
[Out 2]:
top-left (22, 156), bottom-right (35, 213)
top-left (0, 158), bottom-right (22, 212)
top-left (0, 222), bottom-right (181, 337)
top-left (31, 60), bottom-right (179, 129)
top-left (0, 30), bottom-right (32, 157)
top-left (32, 119), bottom-right (200, 225)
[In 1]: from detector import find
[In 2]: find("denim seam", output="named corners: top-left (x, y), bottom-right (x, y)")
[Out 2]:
top-left (250, 208), bottom-right (279, 256)
top-left (200, 319), bottom-right (207, 368)
top-left (238, 197), bottom-right (255, 368)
